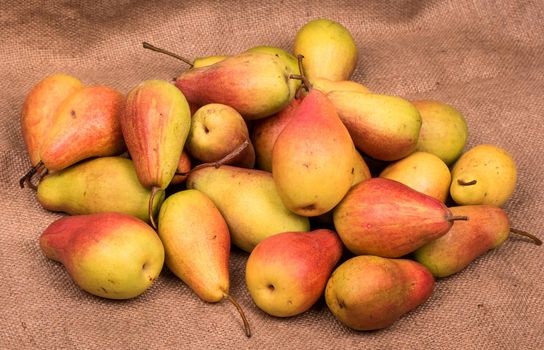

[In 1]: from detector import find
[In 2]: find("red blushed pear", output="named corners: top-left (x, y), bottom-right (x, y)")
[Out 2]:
top-left (170, 150), bottom-right (192, 185)
top-left (40, 213), bottom-right (164, 300)
top-left (272, 88), bottom-right (355, 217)
top-left (245, 229), bottom-right (343, 317)
top-left (333, 178), bottom-right (468, 258)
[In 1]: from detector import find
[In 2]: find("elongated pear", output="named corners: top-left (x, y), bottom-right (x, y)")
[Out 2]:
top-left (313, 78), bottom-right (370, 95)
top-left (186, 166), bottom-right (309, 252)
top-left (40, 213), bottom-right (164, 299)
top-left (333, 178), bottom-right (466, 257)
top-left (328, 91), bottom-right (421, 161)
top-left (37, 157), bottom-right (164, 222)
top-left (246, 229), bottom-right (343, 317)
top-left (272, 89), bottom-right (354, 216)
top-left (325, 256), bottom-right (435, 330)
top-left (158, 189), bottom-right (251, 337)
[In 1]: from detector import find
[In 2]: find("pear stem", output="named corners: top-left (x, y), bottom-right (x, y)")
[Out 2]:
top-left (19, 161), bottom-right (44, 190)
top-left (510, 228), bottom-right (542, 246)
top-left (223, 293), bottom-right (252, 338)
top-left (142, 42), bottom-right (194, 68)
top-left (191, 139), bottom-right (249, 173)
top-left (457, 179), bottom-right (477, 186)
top-left (148, 186), bottom-right (160, 230)
top-left (289, 54), bottom-right (312, 92)
top-left (447, 215), bottom-right (469, 222)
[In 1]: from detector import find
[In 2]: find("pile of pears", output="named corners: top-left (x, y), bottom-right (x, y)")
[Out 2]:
top-left (21, 19), bottom-right (540, 337)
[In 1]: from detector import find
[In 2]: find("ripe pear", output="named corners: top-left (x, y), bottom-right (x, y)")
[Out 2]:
top-left (187, 104), bottom-right (255, 168)
top-left (39, 85), bottom-right (126, 171)
top-left (170, 150), bottom-right (192, 185)
top-left (21, 73), bottom-right (83, 166)
top-left (333, 178), bottom-right (467, 257)
top-left (246, 229), bottom-right (343, 317)
top-left (40, 213), bottom-right (164, 299)
top-left (313, 77), bottom-right (370, 95)
top-left (380, 151), bottom-right (451, 202)
top-left (450, 144), bottom-right (516, 206)
top-left (158, 189), bottom-right (251, 337)
top-left (272, 89), bottom-right (354, 216)
top-left (327, 91), bottom-right (422, 161)
top-left (192, 55), bottom-right (229, 68)
top-left (252, 98), bottom-right (302, 172)
top-left (186, 165), bottom-right (310, 252)
top-left (352, 149), bottom-right (371, 187)
top-left (294, 19), bottom-right (357, 82)
top-left (37, 157), bottom-right (164, 222)
top-left (120, 80), bottom-right (191, 227)
top-left (175, 52), bottom-right (296, 119)
top-left (413, 100), bottom-right (468, 165)
top-left (325, 255), bottom-right (435, 330)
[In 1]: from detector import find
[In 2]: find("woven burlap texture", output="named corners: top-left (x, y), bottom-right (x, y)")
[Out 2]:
top-left (1, 1), bottom-right (543, 349)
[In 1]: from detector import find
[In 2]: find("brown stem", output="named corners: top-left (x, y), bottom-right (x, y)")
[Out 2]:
top-left (142, 42), bottom-right (194, 68)
top-left (447, 215), bottom-right (469, 222)
top-left (148, 186), bottom-right (160, 230)
top-left (510, 228), bottom-right (542, 246)
top-left (19, 161), bottom-right (44, 190)
top-left (289, 54), bottom-right (312, 92)
top-left (457, 179), bottom-right (477, 186)
top-left (191, 140), bottom-right (249, 172)
top-left (223, 293), bottom-right (251, 338)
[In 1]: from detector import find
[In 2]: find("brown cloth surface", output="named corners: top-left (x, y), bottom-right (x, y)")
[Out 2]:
top-left (1, 1), bottom-right (543, 349)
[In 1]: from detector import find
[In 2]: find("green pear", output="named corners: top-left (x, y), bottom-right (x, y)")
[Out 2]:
top-left (186, 165), bottom-right (310, 252)
top-left (327, 91), bottom-right (421, 161)
top-left (380, 151), bottom-right (451, 202)
top-left (450, 144), bottom-right (517, 206)
top-left (413, 100), bottom-right (468, 165)
top-left (40, 213), bottom-right (164, 299)
top-left (37, 157), bottom-right (164, 222)
top-left (246, 229), bottom-right (343, 317)
top-left (294, 19), bottom-right (358, 82)
top-left (272, 89), bottom-right (355, 216)
top-left (187, 103), bottom-right (255, 168)
top-left (325, 255), bottom-right (435, 330)
top-left (158, 189), bottom-right (250, 337)
top-left (175, 52), bottom-right (296, 120)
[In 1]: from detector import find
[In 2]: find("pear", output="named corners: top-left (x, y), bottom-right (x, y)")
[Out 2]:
top-left (170, 150), bottom-right (192, 185)
top-left (21, 74), bottom-right (83, 167)
top-left (325, 255), bottom-right (435, 330)
top-left (192, 55), bottom-right (229, 68)
top-left (37, 157), bottom-right (164, 222)
top-left (352, 149), bottom-right (371, 187)
top-left (40, 213), bottom-right (164, 299)
top-left (120, 80), bottom-right (191, 227)
top-left (327, 91), bottom-right (422, 161)
top-left (252, 98), bottom-right (302, 172)
top-left (158, 189), bottom-right (251, 337)
top-left (313, 77), bottom-right (370, 95)
top-left (272, 89), bottom-right (354, 216)
top-left (333, 178), bottom-right (467, 257)
top-left (414, 205), bottom-right (541, 277)
top-left (187, 103), bottom-right (255, 168)
top-left (175, 51), bottom-right (296, 119)
top-left (186, 165), bottom-right (310, 252)
top-left (380, 151), bottom-right (451, 202)
top-left (450, 144), bottom-right (516, 206)
top-left (142, 41), bottom-right (227, 69)
top-left (413, 100), bottom-right (468, 165)
top-left (294, 19), bottom-right (357, 82)
top-left (246, 229), bottom-right (342, 317)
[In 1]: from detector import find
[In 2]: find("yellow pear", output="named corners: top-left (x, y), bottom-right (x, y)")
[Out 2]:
top-left (352, 149), bottom-right (371, 187)
top-left (313, 78), bottom-right (370, 95)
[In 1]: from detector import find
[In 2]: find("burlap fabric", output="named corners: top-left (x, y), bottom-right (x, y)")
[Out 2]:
top-left (1, 1), bottom-right (543, 349)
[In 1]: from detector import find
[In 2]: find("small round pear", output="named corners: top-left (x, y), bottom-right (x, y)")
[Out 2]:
top-left (450, 144), bottom-right (516, 206)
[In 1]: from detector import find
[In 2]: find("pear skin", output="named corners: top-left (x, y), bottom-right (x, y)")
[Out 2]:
top-left (39, 86), bottom-right (126, 171)
top-left (294, 19), bottom-right (358, 82)
top-left (328, 91), bottom-right (421, 161)
top-left (352, 149), bottom-right (371, 187)
top-left (192, 55), bottom-right (229, 68)
top-left (333, 178), bottom-right (463, 257)
top-left (246, 229), bottom-right (343, 317)
top-left (40, 213), bottom-right (164, 299)
top-left (313, 77), bottom-right (370, 95)
top-left (21, 74), bottom-right (84, 166)
top-left (272, 89), bottom-right (354, 216)
top-left (450, 144), bottom-right (517, 206)
top-left (325, 255), bottom-right (434, 330)
top-left (413, 100), bottom-right (468, 165)
top-left (380, 151), bottom-right (451, 202)
top-left (121, 80), bottom-right (191, 190)
top-left (175, 52), bottom-right (295, 120)
top-left (414, 205), bottom-right (510, 277)
top-left (37, 157), bottom-right (164, 222)
top-left (186, 165), bottom-right (310, 252)
top-left (170, 150), bottom-right (192, 185)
